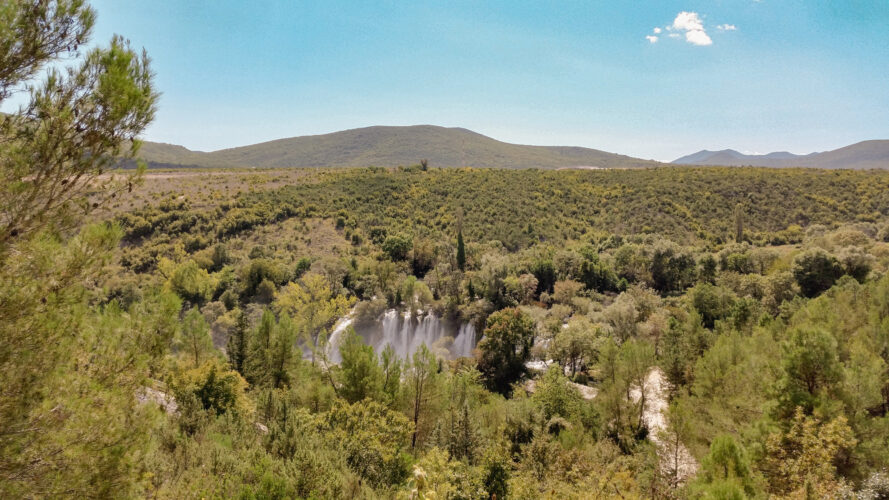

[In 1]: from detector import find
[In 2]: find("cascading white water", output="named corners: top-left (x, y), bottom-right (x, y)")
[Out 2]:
top-left (326, 314), bottom-right (354, 363)
top-left (452, 323), bottom-right (476, 359)
top-left (328, 309), bottom-right (477, 362)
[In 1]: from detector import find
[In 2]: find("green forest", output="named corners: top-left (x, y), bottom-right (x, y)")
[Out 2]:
top-left (2, 2), bottom-right (889, 499)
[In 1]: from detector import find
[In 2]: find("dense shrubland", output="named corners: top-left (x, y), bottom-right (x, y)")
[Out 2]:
top-left (3, 2), bottom-right (889, 498)
top-left (45, 165), bottom-right (889, 499)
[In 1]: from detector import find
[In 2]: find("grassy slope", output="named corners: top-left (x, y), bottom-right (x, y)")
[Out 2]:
top-left (136, 125), bottom-right (660, 169)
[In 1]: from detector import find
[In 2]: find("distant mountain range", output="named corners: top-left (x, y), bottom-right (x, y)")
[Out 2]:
top-left (134, 125), bottom-right (659, 170)
top-left (672, 140), bottom-right (889, 169)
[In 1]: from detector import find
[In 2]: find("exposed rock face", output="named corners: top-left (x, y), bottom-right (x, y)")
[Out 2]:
top-left (136, 386), bottom-right (178, 415)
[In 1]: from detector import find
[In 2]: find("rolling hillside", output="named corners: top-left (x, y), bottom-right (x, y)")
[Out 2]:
top-left (133, 125), bottom-right (660, 169)
top-left (673, 140), bottom-right (889, 169)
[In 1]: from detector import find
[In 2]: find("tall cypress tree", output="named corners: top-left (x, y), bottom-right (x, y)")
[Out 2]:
top-left (245, 309), bottom-right (276, 386)
top-left (456, 230), bottom-right (466, 271)
top-left (227, 308), bottom-right (249, 374)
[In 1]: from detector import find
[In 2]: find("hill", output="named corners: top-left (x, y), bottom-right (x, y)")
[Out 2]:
top-left (673, 140), bottom-right (889, 169)
top-left (134, 141), bottom-right (211, 168)
top-left (134, 125), bottom-right (660, 169)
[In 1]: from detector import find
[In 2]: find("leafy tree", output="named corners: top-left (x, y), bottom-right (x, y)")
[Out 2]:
top-left (552, 279), bottom-right (583, 305)
top-left (476, 307), bottom-right (535, 394)
top-left (0, 2), bottom-right (157, 496)
top-left (208, 243), bottom-right (231, 271)
top-left (549, 316), bottom-right (600, 377)
top-left (595, 339), bottom-right (634, 448)
top-left (411, 237), bottom-right (436, 277)
top-left (689, 283), bottom-right (737, 329)
top-left (662, 311), bottom-right (712, 387)
top-left (338, 327), bottom-right (383, 403)
top-left (649, 242), bottom-right (696, 293)
top-left (407, 344), bottom-right (440, 449)
top-left (691, 434), bottom-right (757, 497)
top-left (171, 358), bottom-right (252, 418)
top-left (162, 258), bottom-right (217, 305)
top-left (274, 272), bottom-right (353, 363)
top-left (763, 408), bottom-right (856, 498)
top-left (240, 258), bottom-right (286, 300)
top-left (838, 246), bottom-right (874, 283)
top-left (532, 366), bottom-right (583, 421)
top-left (323, 399), bottom-right (413, 487)
top-left (763, 271), bottom-right (798, 315)
top-left (620, 339), bottom-right (656, 431)
top-left (268, 313), bottom-right (296, 388)
top-left (482, 447), bottom-right (510, 500)
top-left (614, 243), bottom-right (651, 284)
top-left (245, 309), bottom-right (276, 386)
top-left (0, 3), bottom-right (156, 254)
top-left (382, 232), bottom-right (413, 261)
top-left (530, 258), bottom-right (556, 296)
top-left (293, 256), bottom-right (312, 279)
top-left (660, 398), bottom-right (698, 489)
top-left (604, 291), bottom-right (640, 342)
top-left (579, 253), bottom-right (621, 293)
top-left (380, 344), bottom-right (402, 404)
top-left (401, 275), bottom-right (433, 317)
top-left (503, 273), bottom-right (538, 306)
top-left (792, 248), bottom-right (844, 297)
top-left (698, 254), bottom-right (718, 284)
top-left (178, 307), bottom-right (214, 367)
top-left (776, 326), bottom-right (843, 417)
top-left (718, 243), bottom-right (755, 274)
top-left (254, 277), bottom-right (276, 304)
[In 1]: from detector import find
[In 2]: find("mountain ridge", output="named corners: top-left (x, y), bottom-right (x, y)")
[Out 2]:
top-left (134, 125), bottom-right (660, 170)
top-left (133, 126), bottom-right (889, 170)
top-left (673, 140), bottom-right (889, 169)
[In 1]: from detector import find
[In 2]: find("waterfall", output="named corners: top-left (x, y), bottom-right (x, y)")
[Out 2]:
top-left (452, 323), bottom-right (477, 359)
top-left (326, 313), bottom-right (355, 363)
top-left (327, 308), bottom-right (477, 362)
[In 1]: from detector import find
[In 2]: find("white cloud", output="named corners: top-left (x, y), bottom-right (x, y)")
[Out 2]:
top-left (717, 24), bottom-right (737, 31)
top-left (685, 29), bottom-right (713, 46)
top-left (657, 11), bottom-right (713, 46)
top-left (672, 11), bottom-right (704, 32)
top-left (653, 27), bottom-right (662, 34)
top-left (646, 35), bottom-right (659, 43)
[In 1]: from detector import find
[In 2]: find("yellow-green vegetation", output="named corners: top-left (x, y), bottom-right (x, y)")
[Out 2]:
top-left (3, 2), bottom-right (889, 499)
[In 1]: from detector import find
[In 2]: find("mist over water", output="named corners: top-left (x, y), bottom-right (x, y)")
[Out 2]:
top-left (328, 309), bottom-right (477, 362)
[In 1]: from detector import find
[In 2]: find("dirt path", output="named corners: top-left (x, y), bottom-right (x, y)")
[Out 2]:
top-left (631, 368), bottom-right (698, 484)
top-left (526, 365), bottom-right (699, 482)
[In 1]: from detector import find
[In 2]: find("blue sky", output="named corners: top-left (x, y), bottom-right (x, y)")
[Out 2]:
top-left (77, 1), bottom-right (889, 161)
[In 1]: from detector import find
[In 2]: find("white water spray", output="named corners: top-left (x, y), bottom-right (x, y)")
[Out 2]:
top-left (328, 309), bottom-right (477, 362)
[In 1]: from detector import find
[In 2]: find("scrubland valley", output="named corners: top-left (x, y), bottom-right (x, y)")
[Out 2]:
top-left (11, 163), bottom-right (889, 499)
